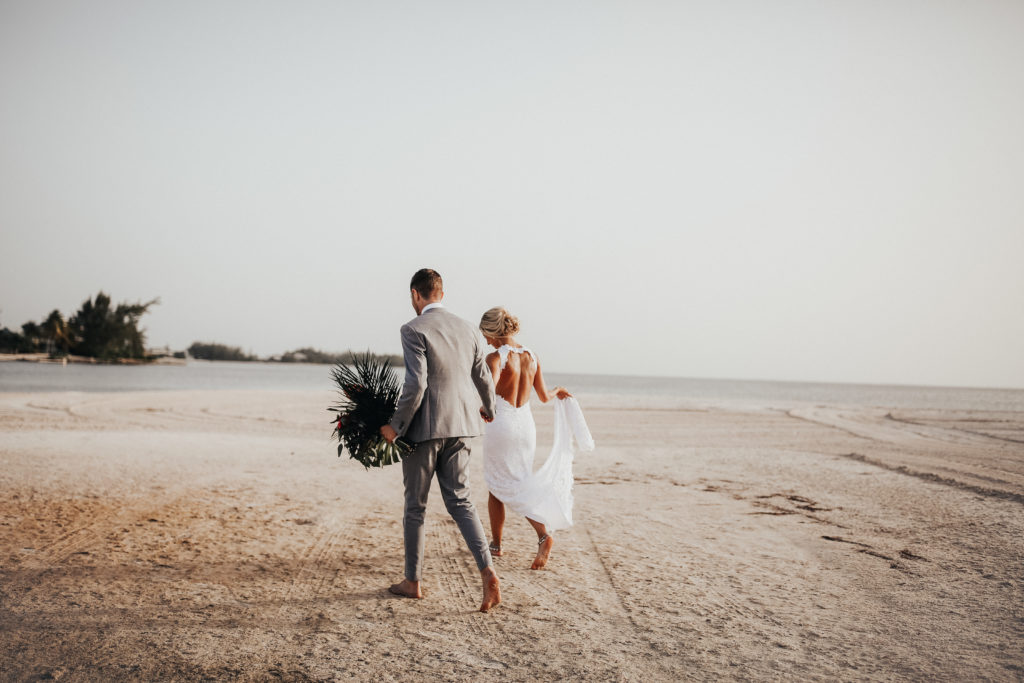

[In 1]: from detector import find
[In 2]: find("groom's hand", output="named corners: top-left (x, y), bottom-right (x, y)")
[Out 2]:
top-left (380, 425), bottom-right (398, 443)
top-left (480, 407), bottom-right (493, 423)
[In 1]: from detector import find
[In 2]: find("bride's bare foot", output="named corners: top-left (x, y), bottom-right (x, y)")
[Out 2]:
top-left (479, 567), bottom-right (501, 613)
top-left (388, 579), bottom-right (423, 599)
top-left (489, 542), bottom-right (503, 558)
top-left (531, 534), bottom-right (554, 570)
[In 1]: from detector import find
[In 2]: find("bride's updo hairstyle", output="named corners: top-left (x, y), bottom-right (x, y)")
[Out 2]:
top-left (479, 307), bottom-right (520, 339)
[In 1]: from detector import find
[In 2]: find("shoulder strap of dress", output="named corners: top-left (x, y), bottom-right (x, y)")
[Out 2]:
top-left (496, 344), bottom-right (535, 370)
top-left (519, 347), bottom-right (535, 366)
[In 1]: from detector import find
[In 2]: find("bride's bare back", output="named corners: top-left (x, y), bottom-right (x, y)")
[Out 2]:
top-left (485, 341), bottom-right (566, 408)
top-left (490, 346), bottom-right (535, 407)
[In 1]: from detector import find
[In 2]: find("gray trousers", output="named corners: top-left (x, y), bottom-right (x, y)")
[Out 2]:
top-left (402, 436), bottom-right (492, 581)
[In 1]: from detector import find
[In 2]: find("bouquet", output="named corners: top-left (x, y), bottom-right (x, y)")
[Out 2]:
top-left (329, 352), bottom-right (414, 468)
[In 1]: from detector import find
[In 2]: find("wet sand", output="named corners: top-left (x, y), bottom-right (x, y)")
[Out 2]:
top-left (1, 390), bottom-right (1022, 681)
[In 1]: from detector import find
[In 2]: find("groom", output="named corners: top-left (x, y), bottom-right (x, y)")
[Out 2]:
top-left (380, 268), bottom-right (501, 612)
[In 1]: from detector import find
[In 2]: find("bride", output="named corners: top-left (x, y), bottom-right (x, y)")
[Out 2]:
top-left (478, 306), bottom-right (589, 570)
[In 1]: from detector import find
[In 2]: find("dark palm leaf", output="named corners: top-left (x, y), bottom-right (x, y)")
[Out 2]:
top-left (329, 352), bottom-right (413, 468)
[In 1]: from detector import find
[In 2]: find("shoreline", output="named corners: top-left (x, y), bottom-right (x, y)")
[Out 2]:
top-left (0, 353), bottom-right (187, 366)
top-left (0, 354), bottom-right (404, 369)
top-left (3, 353), bottom-right (1021, 394)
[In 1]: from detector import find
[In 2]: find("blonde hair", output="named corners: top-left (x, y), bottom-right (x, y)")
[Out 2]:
top-left (479, 306), bottom-right (520, 339)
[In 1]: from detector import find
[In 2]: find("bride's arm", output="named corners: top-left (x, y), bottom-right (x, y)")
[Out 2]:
top-left (533, 360), bottom-right (571, 403)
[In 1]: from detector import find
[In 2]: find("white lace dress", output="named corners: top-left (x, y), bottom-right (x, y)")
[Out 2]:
top-left (482, 345), bottom-right (594, 532)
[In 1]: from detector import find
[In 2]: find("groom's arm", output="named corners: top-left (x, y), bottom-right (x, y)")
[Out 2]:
top-left (471, 335), bottom-right (496, 421)
top-left (388, 324), bottom-right (428, 437)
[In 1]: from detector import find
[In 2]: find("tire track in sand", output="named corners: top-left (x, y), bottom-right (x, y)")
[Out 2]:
top-left (279, 511), bottom-right (353, 605)
top-left (17, 486), bottom-right (214, 572)
top-left (426, 521), bottom-right (500, 638)
top-left (418, 521), bottom-right (510, 674)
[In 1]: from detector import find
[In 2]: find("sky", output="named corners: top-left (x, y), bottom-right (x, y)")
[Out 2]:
top-left (1, 1), bottom-right (1022, 388)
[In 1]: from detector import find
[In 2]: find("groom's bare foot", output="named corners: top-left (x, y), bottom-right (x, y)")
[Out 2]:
top-left (388, 579), bottom-right (422, 599)
top-left (479, 567), bottom-right (501, 613)
top-left (531, 535), bottom-right (554, 570)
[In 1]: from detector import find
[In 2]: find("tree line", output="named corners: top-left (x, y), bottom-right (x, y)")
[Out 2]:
top-left (188, 343), bottom-right (401, 366)
top-left (0, 292), bottom-right (158, 361)
top-left (279, 347), bottom-right (402, 366)
top-left (0, 292), bottom-right (400, 366)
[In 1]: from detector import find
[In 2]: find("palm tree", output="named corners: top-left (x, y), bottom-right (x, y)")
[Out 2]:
top-left (20, 321), bottom-right (42, 353)
top-left (41, 309), bottom-right (69, 356)
top-left (69, 292), bottom-right (159, 360)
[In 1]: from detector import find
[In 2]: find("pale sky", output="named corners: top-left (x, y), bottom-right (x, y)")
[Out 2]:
top-left (1, 1), bottom-right (1022, 388)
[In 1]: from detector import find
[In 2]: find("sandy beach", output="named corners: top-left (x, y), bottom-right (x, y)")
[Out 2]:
top-left (1, 389), bottom-right (1022, 681)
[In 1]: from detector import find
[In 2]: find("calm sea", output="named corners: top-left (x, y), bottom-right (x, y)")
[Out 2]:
top-left (2, 360), bottom-right (1022, 412)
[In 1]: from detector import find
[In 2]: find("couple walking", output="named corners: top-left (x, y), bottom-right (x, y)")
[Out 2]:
top-left (380, 268), bottom-right (587, 613)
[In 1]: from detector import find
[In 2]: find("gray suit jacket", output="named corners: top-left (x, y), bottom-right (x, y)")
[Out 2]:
top-left (388, 307), bottom-right (496, 442)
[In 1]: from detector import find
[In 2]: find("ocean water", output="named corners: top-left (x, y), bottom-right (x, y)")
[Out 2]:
top-left (2, 360), bottom-right (1023, 412)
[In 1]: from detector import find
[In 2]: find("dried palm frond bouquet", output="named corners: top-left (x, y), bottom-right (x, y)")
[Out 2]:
top-left (329, 353), bottom-right (413, 468)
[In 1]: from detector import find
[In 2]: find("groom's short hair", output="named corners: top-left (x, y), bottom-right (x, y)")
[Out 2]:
top-left (410, 268), bottom-right (443, 299)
